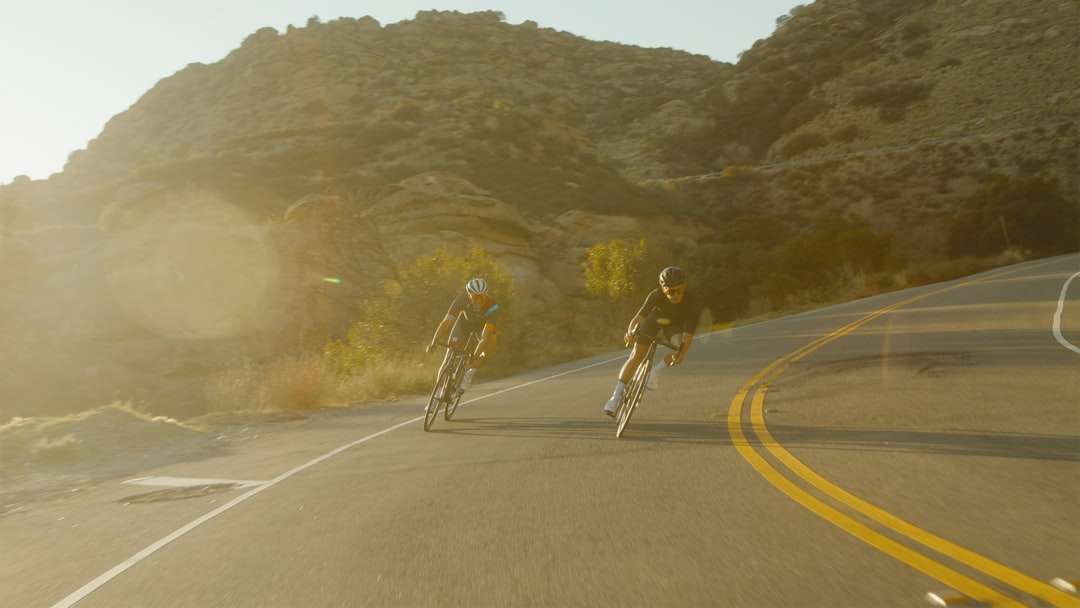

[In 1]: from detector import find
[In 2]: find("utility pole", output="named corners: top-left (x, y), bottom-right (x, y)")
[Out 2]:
top-left (999, 215), bottom-right (1012, 250)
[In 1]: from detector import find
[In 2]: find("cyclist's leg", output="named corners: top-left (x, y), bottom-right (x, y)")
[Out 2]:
top-left (621, 312), bottom-right (660, 380)
top-left (646, 327), bottom-right (678, 390)
top-left (436, 316), bottom-right (466, 397)
top-left (605, 313), bottom-right (658, 415)
top-left (462, 323), bottom-right (492, 390)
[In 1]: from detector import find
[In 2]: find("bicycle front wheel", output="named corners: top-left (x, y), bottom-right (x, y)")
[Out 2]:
top-left (445, 359), bottom-right (465, 420)
top-left (616, 352), bottom-right (653, 438)
top-left (425, 372), bottom-right (450, 432)
top-left (444, 393), bottom-right (462, 421)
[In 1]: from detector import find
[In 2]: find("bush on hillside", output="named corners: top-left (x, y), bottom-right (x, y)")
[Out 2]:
top-left (852, 80), bottom-right (934, 123)
top-left (686, 242), bottom-right (772, 322)
top-left (831, 124), bottom-right (862, 143)
top-left (765, 217), bottom-right (905, 307)
top-left (584, 238), bottom-right (675, 320)
top-left (782, 98), bottom-right (832, 132)
top-left (947, 175), bottom-right (1079, 258)
top-left (780, 132), bottom-right (828, 158)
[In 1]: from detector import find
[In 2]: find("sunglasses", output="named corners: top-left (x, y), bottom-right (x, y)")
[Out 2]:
top-left (662, 285), bottom-right (687, 297)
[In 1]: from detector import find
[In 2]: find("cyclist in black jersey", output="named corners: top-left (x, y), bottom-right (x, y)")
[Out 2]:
top-left (603, 266), bottom-right (703, 416)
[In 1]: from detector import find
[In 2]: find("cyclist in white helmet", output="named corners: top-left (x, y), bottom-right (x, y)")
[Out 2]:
top-left (426, 277), bottom-right (500, 392)
top-left (603, 266), bottom-right (702, 417)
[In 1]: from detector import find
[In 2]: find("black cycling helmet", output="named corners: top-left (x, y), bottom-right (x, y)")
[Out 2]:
top-left (659, 266), bottom-right (686, 288)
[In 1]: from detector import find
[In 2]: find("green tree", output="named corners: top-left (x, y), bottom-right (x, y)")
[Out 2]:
top-left (687, 243), bottom-right (772, 322)
top-left (766, 218), bottom-right (904, 306)
top-left (582, 239), bottom-right (681, 343)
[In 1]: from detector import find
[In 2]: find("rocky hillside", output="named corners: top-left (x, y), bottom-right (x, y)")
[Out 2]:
top-left (1, 4), bottom-right (1077, 420)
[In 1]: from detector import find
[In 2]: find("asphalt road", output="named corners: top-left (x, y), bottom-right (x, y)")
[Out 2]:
top-left (4, 254), bottom-right (1079, 607)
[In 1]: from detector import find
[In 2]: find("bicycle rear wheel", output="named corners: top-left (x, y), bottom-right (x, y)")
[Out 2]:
top-left (445, 359), bottom-right (465, 420)
top-left (616, 348), bottom-right (655, 438)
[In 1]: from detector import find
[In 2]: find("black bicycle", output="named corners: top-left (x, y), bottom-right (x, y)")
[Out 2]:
top-left (424, 332), bottom-right (478, 432)
top-left (614, 331), bottom-right (678, 439)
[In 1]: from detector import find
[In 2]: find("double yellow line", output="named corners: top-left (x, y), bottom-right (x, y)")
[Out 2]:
top-left (727, 262), bottom-right (1080, 607)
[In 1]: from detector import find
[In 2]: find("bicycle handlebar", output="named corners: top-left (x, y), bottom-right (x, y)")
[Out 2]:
top-left (433, 333), bottom-right (481, 352)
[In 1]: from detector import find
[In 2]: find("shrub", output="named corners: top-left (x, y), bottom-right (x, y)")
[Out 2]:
top-left (780, 132), bottom-right (828, 157)
top-left (831, 124), bottom-right (862, 143)
top-left (852, 80), bottom-right (935, 122)
top-left (686, 242), bottom-right (772, 321)
top-left (205, 355), bottom-right (331, 412)
top-left (782, 98), bottom-right (832, 132)
top-left (947, 175), bottom-right (1079, 257)
top-left (583, 239), bottom-right (674, 320)
top-left (766, 217), bottom-right (905, 304)
top-left (907, 257), bottom-right (987, 286)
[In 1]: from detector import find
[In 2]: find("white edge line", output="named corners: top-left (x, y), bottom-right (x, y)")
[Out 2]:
top-left (121, 477), bottom-right (269, 489)
top-left (1052, 271), bottom-right (1080, 355)
top-left (50, 354), bottom-right (625, 608)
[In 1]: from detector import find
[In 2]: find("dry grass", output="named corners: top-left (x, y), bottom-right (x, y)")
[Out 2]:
top-left (329, 359), bottom-right (435, 405)
top-left (905, 250), bottom-right (1028, 287)
top-left (204, 355), bottom-right (437, 413)
top-left (205, 355), bottom-right (330, 412)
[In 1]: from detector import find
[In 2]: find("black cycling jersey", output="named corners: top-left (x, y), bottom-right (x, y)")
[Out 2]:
top-left (634, 288), bottom-right (704, 335)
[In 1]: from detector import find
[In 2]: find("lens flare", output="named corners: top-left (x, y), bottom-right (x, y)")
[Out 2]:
top-left (102, 190), bottom-right (278, 340)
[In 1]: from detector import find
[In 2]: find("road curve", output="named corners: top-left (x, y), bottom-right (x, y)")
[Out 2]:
top-left (4, 254), bottom-right (1078, 607)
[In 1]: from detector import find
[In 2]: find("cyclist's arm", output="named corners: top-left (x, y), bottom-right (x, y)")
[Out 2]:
top-left (431, 294), bottom-right (468, 348)
top-left (669, 299), bottom-right (703, 364)
top-left (670, 332), bottom-right (694, 364)
top-left (475, 322), bottom-right (497, 359)
top-left (430, 314), bottom-right (456, 347)
top-left (625, 313), bottom-right (645, 342)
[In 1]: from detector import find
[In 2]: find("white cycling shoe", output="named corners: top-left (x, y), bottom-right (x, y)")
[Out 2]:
top-left (647, 361), bottom-right (666, 391)
top-left (603, 384), bottom-right (625, 417)
top-left (603, 396), bottom-right (619, 417)
top-left (461, 368), bottom-right (476, 390)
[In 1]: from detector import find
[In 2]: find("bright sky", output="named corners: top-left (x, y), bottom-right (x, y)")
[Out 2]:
top-left (1, 1), bottom-right (802, 184)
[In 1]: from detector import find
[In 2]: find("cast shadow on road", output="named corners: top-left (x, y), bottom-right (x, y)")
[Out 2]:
top-left (765, 424), bottom-right (1080, 462)
top-left (427, 415), bottom-right (1079, 461)
top-left (431, 415), bottom-right (729, 445)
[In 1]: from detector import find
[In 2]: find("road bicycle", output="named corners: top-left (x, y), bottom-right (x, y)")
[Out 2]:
top-left (424, 332), bottom-right (478, 432)
top-left (614, 330), bottom-right (678, 439)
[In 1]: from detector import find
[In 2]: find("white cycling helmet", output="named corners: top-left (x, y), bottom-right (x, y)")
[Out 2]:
top-left (465, 277), bottom-right (488, 296)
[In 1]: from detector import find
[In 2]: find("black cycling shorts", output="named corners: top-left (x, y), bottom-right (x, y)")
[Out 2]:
top-left (634, 311), bottom-right (683, 347)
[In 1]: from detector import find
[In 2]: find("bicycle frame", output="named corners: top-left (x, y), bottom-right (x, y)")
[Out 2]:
top-left (424, 331), bottom-right (480, 431)
top-left (615, 332), bottom-right (678, 438)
